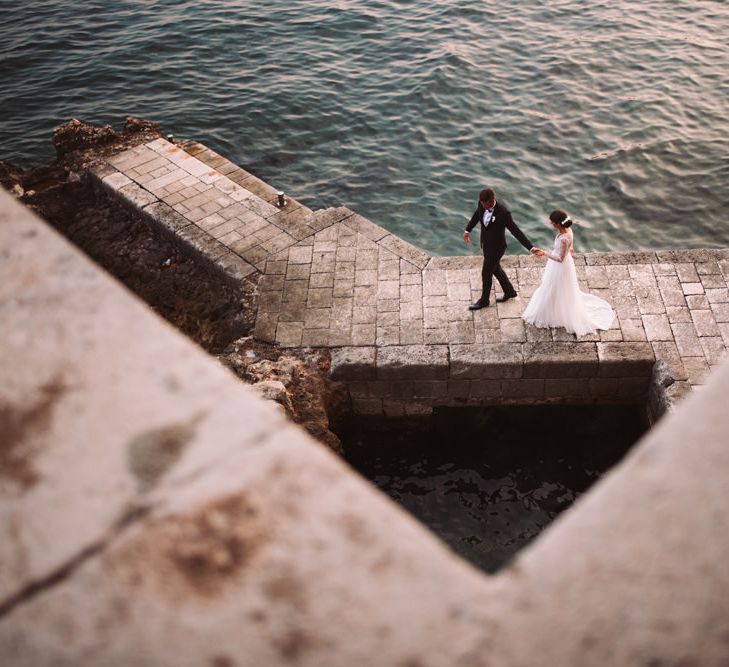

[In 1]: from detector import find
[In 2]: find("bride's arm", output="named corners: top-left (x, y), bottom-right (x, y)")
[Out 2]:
top-left (544, 236), bottom-right (569, 263)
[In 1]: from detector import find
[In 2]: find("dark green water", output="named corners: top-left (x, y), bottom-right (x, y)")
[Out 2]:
top-left (343, 405), bottom-right (647, 573)
top-left (2, 1), bottom-right (728, 253)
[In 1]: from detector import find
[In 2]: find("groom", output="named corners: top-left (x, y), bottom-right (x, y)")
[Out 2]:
top-left (463, 187), bottom-right (538, 310)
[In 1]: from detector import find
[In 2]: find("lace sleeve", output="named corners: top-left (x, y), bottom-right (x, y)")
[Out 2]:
top-left (545, 235), bottom-right (570, 263)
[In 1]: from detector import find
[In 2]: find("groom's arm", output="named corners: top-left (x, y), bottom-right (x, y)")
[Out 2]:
top-left (504, 211), bottom-right (533, 251)
top-left (465, 207), bottom-right (481, 234)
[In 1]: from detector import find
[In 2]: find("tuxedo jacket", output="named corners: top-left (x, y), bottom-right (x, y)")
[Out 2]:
top-left (466, 200), bottom-right (533, 260)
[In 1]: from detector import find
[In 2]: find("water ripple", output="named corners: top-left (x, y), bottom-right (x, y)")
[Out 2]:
top-left (1, 0), bottom-right (728, 253)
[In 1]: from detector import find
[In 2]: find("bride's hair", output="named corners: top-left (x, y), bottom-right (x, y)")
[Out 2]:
top-left (549, 209), bottom-right (573, 228)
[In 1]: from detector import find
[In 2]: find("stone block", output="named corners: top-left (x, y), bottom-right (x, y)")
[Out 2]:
top-left (377, 234), bottom-right (430, 270)
top-left (382, 400), bottom-right (406, 417)
top-left (304, 307), bottom-right (331, 329)
top-left (400, 284), bottom-right (423, 302)
top-left (706, 288), bottom-right (729, 304)
top-left (448, 320), bottom-right (476, 344)
top-left (522, 342), bottom-right (598, 379)
top-left (176, 224), bottom-right (229, 261)
top-left (620, 318), bottom-right (647, 341)
top-left (711, 302), bottom-right (729, 323)
top-left (450, 343), bottom-right (523, 380)
top-left (447, 282), bottom-right (471, 301)
top-left (651, 341), bottom-right (688, 382)
top-left (100, 170), bottom-right (133, 192)
top-left (216, 251), bottom-right (257, 282)
top-left (351, 398), bottom-right (384, 415)
top-left (447, 380), bottom-right (471, 399)
top-left (544, 378), bottom-right (590, 400)
top-left (119, 182), bottom-right (158, 211)
top-left (682, 282), bottom-right (704, 296)
top-left (377, 345), bottom-right (449, 381)
top-left (254, 311), bottom-right (278, 343)
top-left (400, 301), bottom-right (423, 321)
top-left (330, 346), bottom-right (377, 381)
top-left (283, 280), bottom-right (309, 303)
top-left (642, 314), bottom-right (673, 341)
top-left (399, 322), bottom-right (424, 345)
top-left (501, 318), bottom-right (526, 342)
top-left (683, 356), bottom-right (710, 385)
top-left (424, 328), bottom-right (449, 344)
top-left (588, 377), bottom-right (620, 400)
top-left (671, 322), bottom-right (701, 357)
top-left (301, 328), bottom-right (330, 347)
top-left (309, 207), bottom-right (352, 231)
top-left (376, 326), bottom-right (400, 346)
top-left (686, 294), bottom-right (710, 310)
top-left (275, 321), bottom-right (304, 348)
top-left (403, 402), bottom-right (434, 417)
top-left (597, 342), bottom-right (655, 378)
top-left (351, 323), bottom-right (376, 345)
top-left (586, 251), bottom-right (657, 265)
top-left (618, 376), bottom-right (650, 402)
top-left (411, 381), bottom-right (448, 398)
top-left (469, 379), bottom-right (502, 399)
top-left (700, 337), bottom-right (728, 366)
top-left (502, 379), bottom-right (546, 400)
top-left (691, 310), bottom-right (720, 337)
top-left (143, 201), bottom-right (191, 235)
top-left (423, 270), bottom-right (447, 296)
top-left (343, 212), bottom-right (389, 242)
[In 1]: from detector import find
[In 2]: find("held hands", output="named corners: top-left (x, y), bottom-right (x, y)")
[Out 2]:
top-left (531, 247), bottom-right (545, 257)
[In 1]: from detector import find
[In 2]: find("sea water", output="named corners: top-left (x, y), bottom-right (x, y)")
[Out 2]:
top-left (2, 0), bottom-right (728, 255)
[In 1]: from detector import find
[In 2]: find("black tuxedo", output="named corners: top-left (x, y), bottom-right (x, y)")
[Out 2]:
top-left (466, 200), bottom-right (533, 301)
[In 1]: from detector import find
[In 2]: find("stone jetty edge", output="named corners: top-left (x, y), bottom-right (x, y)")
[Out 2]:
top-left (86, 137), bottom-right (729, 421)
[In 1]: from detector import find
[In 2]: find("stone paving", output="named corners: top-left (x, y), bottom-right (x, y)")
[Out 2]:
top-left (91, 138), bottom-right (729, 416)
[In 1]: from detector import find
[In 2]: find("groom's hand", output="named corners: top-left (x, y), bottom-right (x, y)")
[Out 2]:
top-left (463, 231), bottom-right (471, 244)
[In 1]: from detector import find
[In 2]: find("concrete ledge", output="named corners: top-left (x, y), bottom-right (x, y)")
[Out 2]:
top-left (522, 342), bottom-right (599, 378)
top-left (330, 347), bottom-right (377, 381)
top-left (377, 344), bottom-right (449, 381)
top-left (449, 343), bottom-right (523, 380)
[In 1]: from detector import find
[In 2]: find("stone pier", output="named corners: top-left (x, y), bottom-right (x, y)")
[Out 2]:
top-left (91, 137), bottom-right (729, 419)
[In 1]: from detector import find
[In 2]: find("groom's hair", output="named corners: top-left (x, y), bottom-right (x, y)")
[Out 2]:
top-left (479, 188), bottom-right (495, 204)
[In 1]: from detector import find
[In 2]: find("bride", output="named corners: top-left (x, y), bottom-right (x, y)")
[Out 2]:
top-left (522, 209), bottom-right (615, 337)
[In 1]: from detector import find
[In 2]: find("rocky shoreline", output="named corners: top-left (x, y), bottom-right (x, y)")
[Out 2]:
top-left (1, 117), bottom-right (348, 453)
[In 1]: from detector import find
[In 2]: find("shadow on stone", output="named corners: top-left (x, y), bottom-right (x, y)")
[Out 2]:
top-left (340, 404), bottom-right (648, 573)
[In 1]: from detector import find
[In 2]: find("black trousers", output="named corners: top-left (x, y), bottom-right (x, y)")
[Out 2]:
top-left (481, 250), bottom-right (516, 301)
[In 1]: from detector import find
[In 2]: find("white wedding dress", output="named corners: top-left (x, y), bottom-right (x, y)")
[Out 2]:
top-left (522, 229), bottom-right (615, 337)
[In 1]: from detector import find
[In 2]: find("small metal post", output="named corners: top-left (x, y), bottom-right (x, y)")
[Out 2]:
top-left (166, 133), bottom-right (174, 143)
top-left (277, 190), bottom-right (287, 208)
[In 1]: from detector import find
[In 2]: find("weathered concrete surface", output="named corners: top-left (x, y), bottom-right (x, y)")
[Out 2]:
top-left (474, 359), bottom-right (729, 666)
top-left (0, 189), bottom-right (490, 665)
top-left (0, 188), bottom-right (285, 605)
top-left (4, 183), bottom-right (729, 665)
top-left (93, 138), bottom-right (729, 417)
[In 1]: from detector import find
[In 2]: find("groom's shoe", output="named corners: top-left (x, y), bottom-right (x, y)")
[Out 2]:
top-left (468, 298), bottom-right (489, 310)
top-left (496, 292), bottom-right (518, 303)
